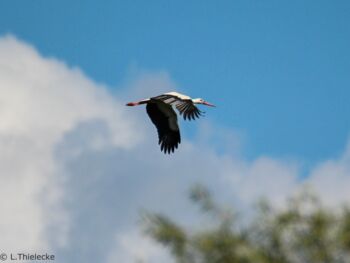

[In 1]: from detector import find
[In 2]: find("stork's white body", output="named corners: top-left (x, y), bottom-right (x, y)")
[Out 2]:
top-left (164, 92), bottom-right (191, 100)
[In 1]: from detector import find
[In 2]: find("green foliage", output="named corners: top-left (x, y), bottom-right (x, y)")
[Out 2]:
top-left (142, 213), bottom-right (187, 262)
top-left (142, 185), bottom-right (350, 263)
top-left (339, 208), bottom-right (350, 250)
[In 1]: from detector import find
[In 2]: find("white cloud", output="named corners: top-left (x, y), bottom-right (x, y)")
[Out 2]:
top-left (108, 230), bottom-right (172, 263)
top-left (0, 35), bottom-right (349, 263)
top-left (0, 35), bottom-right (138, 252)
top-left (222, 156), bottom-right (300, 208)
top-left (306, 141), bottom-right (350, 206)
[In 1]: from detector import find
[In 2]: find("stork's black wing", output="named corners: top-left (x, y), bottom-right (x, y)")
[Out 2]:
top-left (151, 93), bottom-right (204, 121)
top-left (175, 100), bottom-right (204, 121)
top-left (146, 102), bottom-right (181, 154)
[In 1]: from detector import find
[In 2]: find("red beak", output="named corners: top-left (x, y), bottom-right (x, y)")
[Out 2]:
top-left (202, 101), bottom-right (216, 107)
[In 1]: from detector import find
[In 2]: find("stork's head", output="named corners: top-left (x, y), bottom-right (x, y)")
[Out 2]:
top-left (192, 98), bottom-right (215, 107)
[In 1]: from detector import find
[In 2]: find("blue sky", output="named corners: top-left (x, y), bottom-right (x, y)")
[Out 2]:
top-left (1, 0), bottom-right (349, 163)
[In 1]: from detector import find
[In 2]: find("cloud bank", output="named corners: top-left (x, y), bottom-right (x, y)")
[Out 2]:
top-left (0, 35), bottom-right (349, 262)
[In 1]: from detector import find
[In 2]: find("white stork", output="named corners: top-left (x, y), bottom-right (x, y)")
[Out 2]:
top-left (126, 92), bottom-right (215, 154)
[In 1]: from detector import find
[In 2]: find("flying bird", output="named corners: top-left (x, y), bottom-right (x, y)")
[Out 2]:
top-left (126, 92), bottom-right (215, 154)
